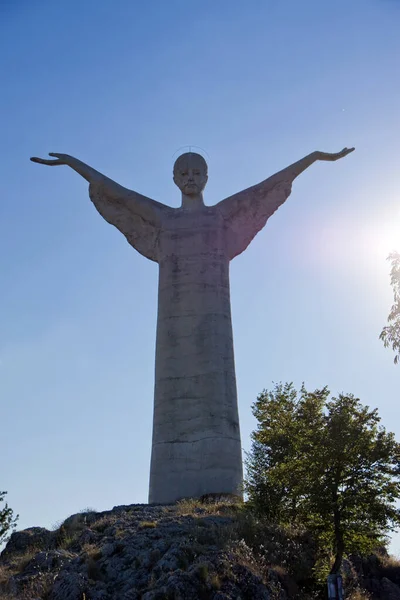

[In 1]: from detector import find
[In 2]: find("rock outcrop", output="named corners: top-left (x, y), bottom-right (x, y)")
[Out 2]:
top-left (0, 502), bottom-right (293, 600)
top-left (1, 501), bottom-right (399, 600)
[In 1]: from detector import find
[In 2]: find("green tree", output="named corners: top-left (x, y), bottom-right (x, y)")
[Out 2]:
top-left (245, 383), bottom-right (400, 575)
top-left (0, 491), bottom-right (18, 545)
top-left (380, 251), bottom-right (400, 364)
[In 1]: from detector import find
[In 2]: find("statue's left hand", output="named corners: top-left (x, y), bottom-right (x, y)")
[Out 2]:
top-left (317, 147), bottom-right (355, 161)
top-left (30, 153), bottom-right (70, 166)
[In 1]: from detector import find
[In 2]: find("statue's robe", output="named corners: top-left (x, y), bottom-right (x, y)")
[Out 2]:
top-left (89, 177), bottom-right (291, 503)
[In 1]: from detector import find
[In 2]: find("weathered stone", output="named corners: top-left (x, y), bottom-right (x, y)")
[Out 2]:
top-left (31, 147), bottom-right (354, 503)
top-left (49, 571), bottom-right (88, 600)
top-left (100, 542), bottom-right (116, 558)
top-left (3, 502), bottom-right (400, 600)
top-left (381, 577), bottom-right (400, 599)
top-left (19, 550), bottom-right (73, 575)
top-left (62, 510), bottom-right (98, 532)
top-left (1, 527), bottom-right (53, 558)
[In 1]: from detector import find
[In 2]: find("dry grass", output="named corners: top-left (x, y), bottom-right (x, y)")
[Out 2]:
top-left (54, 526), bottom-right (78, 550)
top-left (0, 549), bottom-right (44, 599)
top-left (209, 573), bottom-right (221, 590)
top-left (80, 542), bottom-right (103, 581)
top-left (138, 521), bottom-right (157, 529)
top-left (0, 550), bottom-right (44, 597)
top-left (114, 528), bottom-right (129, 539)
top-left (376, 551), bottom-right (400, 585)
top-left (347, 588), bottom-right (372, 600)
top-left (0, 564), bottom-right (12, 586)
top-left (5, 548), bottom-right (40, 574)
top-left (185, 507), bottom-right (317, 594)
top-left (91, 515), bottom-right (118, 534)
top-left (378, 552), bottom-right (400, 569)
top-left (0, 573), bottom-right (53, 600)
top-left (176, 497), bottom-right (242, 517)
top-left (81, 543), bottom-right (102, 561)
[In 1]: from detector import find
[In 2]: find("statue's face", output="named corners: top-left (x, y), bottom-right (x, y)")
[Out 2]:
top-left (173, 153), bottom-right (208, 196)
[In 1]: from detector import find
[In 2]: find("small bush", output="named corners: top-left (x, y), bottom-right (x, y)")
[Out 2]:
top-left (92, 515), bottom-right (117, 533)
top-left (79, 507), bottom-right (97, 515)
top-left (378, 552), bottom-right (400, 573)
top-left (54, 525), bottom-right (79, 549)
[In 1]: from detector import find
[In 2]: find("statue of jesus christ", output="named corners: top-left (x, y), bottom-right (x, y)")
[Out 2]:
top-left (31, 146), bottom-right (354, 504)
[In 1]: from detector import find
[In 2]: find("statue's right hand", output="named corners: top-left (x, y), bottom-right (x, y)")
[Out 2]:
top-left (30, 153), bottom-right (70, 166)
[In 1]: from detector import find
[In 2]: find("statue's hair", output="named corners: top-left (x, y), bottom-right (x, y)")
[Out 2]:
top-left (173, 152), bottom-right (208, 173)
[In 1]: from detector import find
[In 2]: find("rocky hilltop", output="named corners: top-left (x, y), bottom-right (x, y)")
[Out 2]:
top-left (1, 500), bottom-right (399, 600)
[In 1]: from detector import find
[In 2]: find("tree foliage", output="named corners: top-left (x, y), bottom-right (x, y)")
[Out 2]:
top-left (0, 491), bottom-right (18, 545)
top-left (380, 251), bottom-right (400, 364)
top-left (245, 383), bottom-right (400, 574)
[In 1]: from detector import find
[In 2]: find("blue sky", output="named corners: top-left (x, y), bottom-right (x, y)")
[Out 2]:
top-left (1, 0), bottom-right (400, 553)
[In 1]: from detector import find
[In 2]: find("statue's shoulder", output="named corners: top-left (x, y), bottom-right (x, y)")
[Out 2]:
top-left (152, 199), bottom-right (176, 214)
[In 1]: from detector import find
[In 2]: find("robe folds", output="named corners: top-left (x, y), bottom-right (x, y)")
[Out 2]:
top-left (89, 179), bottom-right (291, 503)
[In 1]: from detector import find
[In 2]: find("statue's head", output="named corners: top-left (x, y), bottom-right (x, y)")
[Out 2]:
top-left (173, 152), bottom-right (208, 196)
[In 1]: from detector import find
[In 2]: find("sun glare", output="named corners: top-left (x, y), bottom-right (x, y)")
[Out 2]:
top-left (298, 193), bottom-right (400, 279)
top-left (373, 204), bottom-right (400, 258)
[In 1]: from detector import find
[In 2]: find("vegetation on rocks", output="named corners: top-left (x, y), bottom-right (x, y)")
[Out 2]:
top-left (0, 493), bottom-right (18, 547)
top-left (1, 499), bottom-right (400, 599)
top-left (245, 383), bottom-right (400, 581)
top-left (2, 383), bottom-right (400, 599)
top-left (0, 500), bottom-right (311, 600)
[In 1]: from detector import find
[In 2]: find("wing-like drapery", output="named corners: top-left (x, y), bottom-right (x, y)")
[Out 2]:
top-left (217, 179), bottom-right (292, 260)
top-left (89, 180), bottom-right (168, 263)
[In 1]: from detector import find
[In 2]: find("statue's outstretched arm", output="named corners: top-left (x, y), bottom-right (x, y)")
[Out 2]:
top-left (217, 148), bottom-right (355, 221)
top-left (30, 153), bottom-right (165, 225)
top-left (267, 147), bottom-right (354, 186)
top-left (217, 147), bottom-right (354, 260)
